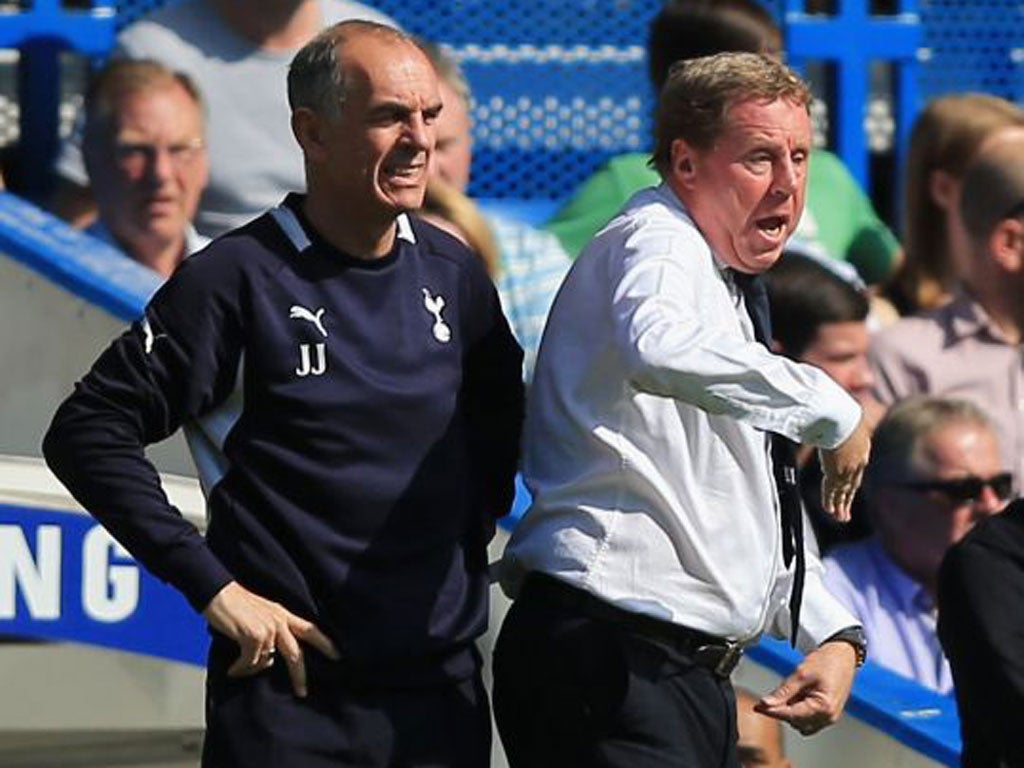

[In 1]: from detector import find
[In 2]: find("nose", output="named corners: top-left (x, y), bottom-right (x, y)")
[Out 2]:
top-left (851, 357), bottom-right (875, 394)
top-left (406, 113), bottom-right (433, 152)
top-left (147, 146), bottom-right (176, 183)
top-left (973, 483), bottom-right (1004, 516)
top-left (772, 155), bottom-right (799, 198)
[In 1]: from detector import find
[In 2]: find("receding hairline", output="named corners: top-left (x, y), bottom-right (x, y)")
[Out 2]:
top-left (320, 20), bottom-right (426, 68)
top-left (84, 61), bottom-right (205, 141)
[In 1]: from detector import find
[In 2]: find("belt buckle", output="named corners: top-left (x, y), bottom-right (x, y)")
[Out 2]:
top-left (696, 640), bottom-right (743, 678)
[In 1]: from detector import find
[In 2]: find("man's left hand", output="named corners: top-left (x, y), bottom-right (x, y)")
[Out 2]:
top-left (753, 640), bottom-right (857, 736)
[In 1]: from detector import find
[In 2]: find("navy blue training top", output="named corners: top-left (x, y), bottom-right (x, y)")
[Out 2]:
top-left (43, 194), bottom-right (525, 685)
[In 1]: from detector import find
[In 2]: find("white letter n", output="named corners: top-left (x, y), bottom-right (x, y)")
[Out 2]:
top-left (0, 524), bottom-right (61, 620)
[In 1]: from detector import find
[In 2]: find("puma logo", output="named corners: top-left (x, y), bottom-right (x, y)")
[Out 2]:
top-left (289, 305), bottom-right (328, 338)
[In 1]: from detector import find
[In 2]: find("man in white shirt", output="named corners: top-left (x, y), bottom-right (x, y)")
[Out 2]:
top-left (493, 52), bottom-right (872, 767)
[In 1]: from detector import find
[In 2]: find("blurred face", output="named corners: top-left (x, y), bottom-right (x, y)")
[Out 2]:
top-left (883, 421), bottom-right (1007, 589)
top-left (672, 97), bottom-right (811, 274)
top-left (736, 693), bottom-right (791, 768)
top-left (799, 321), bottom-right (874, 402)
top-left (309, 37), bottom-right (441, 222)
top-left (88, 81), bottom-right (207, 267)
top-left (430, 78), bottom-right (473, 192)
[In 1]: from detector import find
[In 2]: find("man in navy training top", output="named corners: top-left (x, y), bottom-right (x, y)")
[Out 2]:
top-left (43, 20), bottom-right (524, 768)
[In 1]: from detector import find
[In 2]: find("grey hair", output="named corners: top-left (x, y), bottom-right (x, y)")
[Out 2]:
top-left (418, 39), bottom-right (472, 109)
top-left (84, 58), bottom-right (205, 145)
top-left (864, 396), bottom-right (995, 495)
top-left (287, 20), bottom-right (412, 122)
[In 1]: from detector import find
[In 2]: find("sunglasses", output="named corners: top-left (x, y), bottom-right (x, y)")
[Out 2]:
top-left (898, 472), bottom-right (1015, 504)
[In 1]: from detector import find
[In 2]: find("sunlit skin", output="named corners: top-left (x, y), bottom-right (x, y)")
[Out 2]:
top-left (295, 33), bottom-right (442, 258)
top-left (879, 421), bottom-right (1005, 598)
top-left (429, 78), bottom-right (473, 193)
top-left (669, 97), bottom-right (811, 275)
top-left (87, 82), bottom-right (208, 277)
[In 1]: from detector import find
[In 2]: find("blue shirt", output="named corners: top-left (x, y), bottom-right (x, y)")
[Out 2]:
top-left (490, 213), bottom-right (570, 383)
top-left (825, 537), bottom-right (953, 693)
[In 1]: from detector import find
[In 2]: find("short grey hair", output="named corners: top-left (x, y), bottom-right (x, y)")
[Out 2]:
top-left (418, 39), bottom-right (472, 109)
top-left (287, 20), bottom-right (413, 122)
top-left (864, 396), bottom-right (995, 495)
top-left (84, 58), bottom-right (204, 146)
top-left (650, 51), bottom-right (810, 177)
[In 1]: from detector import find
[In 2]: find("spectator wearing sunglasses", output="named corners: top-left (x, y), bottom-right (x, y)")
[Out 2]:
top-left (872, 125), bottom-right (1024, 487)
top-left (823, 396), bottom-right (1011, 693)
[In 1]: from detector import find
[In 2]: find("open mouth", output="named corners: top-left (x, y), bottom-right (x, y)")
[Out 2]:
top-left (755, 215), bottom-right (788, 239)
top-left (384, 157), bottom-right (426, 184)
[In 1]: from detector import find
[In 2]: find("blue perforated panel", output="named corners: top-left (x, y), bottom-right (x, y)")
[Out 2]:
top-left (98, 0), bottom-right (1024, 201)
top-left (371, 0), bottom-right (662, 200)
top-left (917, 0), bottom-right (1024, 107)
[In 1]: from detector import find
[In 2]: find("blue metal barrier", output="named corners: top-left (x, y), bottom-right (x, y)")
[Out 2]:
top-left (0, 1), bottom-right (116, 201)
top-left (784, 0), bottom-right (921, 189)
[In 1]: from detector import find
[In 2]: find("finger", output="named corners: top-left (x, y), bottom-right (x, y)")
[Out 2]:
top-left (757, 697), bottom-right (822, 725)
top-left (834, 487), bottom-right (852, 522)
top-left (760, 677), bottom-right (802, 708)
top-left (291, 618), bottom-right (340, 661)
top-left (276, 630), bottom-right (308, 698)
top-left (227, 649), bottom-right (275, 678)
top-left (821, 477), bottom-right (839, 518)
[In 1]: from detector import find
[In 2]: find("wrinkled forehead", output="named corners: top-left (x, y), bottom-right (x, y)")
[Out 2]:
top-left (108, 82), bottom-right (205, 137)
top-left (719, 95), bottom-right (812, 143)
top-left (341, 36), bottom-right (439, 103)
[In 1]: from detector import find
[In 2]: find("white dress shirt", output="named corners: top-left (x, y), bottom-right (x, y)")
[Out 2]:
top-left (501, 184), bottom-right (862, 652)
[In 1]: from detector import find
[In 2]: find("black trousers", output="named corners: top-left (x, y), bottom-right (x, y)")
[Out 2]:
top-left (201, 640), bottom-right (491, 768)
top-left (493, 587), bottom-right (740, 768)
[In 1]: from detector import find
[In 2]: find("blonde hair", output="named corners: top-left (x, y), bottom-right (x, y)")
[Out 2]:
top-left (895, 94), bottom-right (1024, 312)
top-left (421, 178), bottom-right (501, 277)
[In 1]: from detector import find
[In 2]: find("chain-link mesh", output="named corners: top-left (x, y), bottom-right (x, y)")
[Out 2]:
top-left (3, 1), bottom-right (1023, 200)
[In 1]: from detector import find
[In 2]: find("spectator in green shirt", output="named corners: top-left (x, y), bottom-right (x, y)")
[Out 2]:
top-left (546, 0), bottom-right (901, 286)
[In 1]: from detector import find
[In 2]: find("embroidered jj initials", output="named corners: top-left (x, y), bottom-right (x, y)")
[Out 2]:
top-left (296, 343), bottom-right (327, 377)
top-left (421, 288), bottom-right (451, 343)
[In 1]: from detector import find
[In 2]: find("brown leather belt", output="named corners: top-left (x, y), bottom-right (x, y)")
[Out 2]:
top-left (520, 572), bottom-right (744, 678)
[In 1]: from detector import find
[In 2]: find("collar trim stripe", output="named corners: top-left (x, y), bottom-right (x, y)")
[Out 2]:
top-left (271, 205), bottom-right (312, 253)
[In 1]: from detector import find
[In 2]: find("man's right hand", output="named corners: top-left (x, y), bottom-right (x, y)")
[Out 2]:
top-left (202, 581), bottom-right (340, 698)
top-left (818, 415), bottom-right (871, 522)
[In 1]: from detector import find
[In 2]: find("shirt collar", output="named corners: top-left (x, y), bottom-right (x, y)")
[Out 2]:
top-left (86, 219), bottom-right (204, 266)
top-left (654, 182), bottom-right (735, 278)
top-left (276, 193), bottom-right (415, 259)
top-left (941, 287), bottom-right (1009, 344)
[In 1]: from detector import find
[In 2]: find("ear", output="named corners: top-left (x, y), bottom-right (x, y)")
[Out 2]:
top-left (669, 138), bottom-right (699, 189)
top-left (291, 107), bottom-right (328, 163)
top-left (987, 218), bottom-right (1024, 273)
top-left (928, 169), bottom-right (958, 211)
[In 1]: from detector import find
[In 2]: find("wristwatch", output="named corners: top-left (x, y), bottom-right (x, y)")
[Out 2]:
top-left (824, 625), bottom-right (868, 667)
